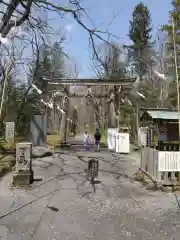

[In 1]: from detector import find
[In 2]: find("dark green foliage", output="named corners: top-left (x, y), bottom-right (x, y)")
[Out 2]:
top-left (69, 108), bottom-right (78, 136)
top-left (127, 2), bottom-right (153, 76)
top-left (123, 3), bottom-right (153, 140)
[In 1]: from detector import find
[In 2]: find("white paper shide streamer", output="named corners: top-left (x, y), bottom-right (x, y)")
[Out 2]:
top-left (32, 84), bottom-right (75, 123)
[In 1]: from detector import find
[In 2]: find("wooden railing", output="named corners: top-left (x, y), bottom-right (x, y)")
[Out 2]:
top-left (141, 146), bottom-right (180, 185)
top-left (156, 141), bottom-right (180, 151)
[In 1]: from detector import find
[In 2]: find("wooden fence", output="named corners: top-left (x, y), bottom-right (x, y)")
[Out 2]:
top-left (141, 147), bottom-right (180, 185)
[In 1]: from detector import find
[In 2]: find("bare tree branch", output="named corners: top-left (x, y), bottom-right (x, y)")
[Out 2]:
top-left (0, 0), bottom-right (118, 65)
top-left (0, 0), bottom-right (33, 37)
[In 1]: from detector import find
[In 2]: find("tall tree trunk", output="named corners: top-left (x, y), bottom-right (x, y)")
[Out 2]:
top-left (108, 101), bottom-right (117, 128)
top-left (64, 112), bottom-right (68, 142)
top-left (136, 106), bottom-right (139, 145)
top-left (95, 110), bottom-right (101, 129)
top-left (60, 114), bottom-right (65, 141)
top-left (60, 96), bottom-right (69, 143)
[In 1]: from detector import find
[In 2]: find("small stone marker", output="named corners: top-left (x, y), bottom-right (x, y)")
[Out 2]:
top-left (88, 159), bottom-right (99, 181)
top-left (13, 142), bottom-right (34, 186)
top-left (16, 142), bottom-right (32, 172)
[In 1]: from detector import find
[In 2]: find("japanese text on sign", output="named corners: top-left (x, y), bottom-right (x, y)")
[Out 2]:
top-left (19, 147), bottom-right (28, 165)
top-left (5, 122), bottom-right (15, 143)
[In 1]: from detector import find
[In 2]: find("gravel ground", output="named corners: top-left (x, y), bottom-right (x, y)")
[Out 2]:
top-left (0, 144), bottom-right (180, 240)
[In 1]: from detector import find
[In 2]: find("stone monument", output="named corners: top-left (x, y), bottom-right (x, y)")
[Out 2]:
top-left (5, 121), bottom-right (15, 144)
top-left (13, 142), bottom-right (34, 185)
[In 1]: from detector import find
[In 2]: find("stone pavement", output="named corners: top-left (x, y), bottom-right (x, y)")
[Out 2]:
top-left (0, 144), bottom-right (180, 239)
top-left (32, 146), bottom-right (52, 158)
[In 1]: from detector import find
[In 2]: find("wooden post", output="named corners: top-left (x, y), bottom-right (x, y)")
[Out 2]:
top-left (136, 106), bottom-right (140, 144)
top-left (60, 96), bottom-right (69, 143)
top-left (64, 97), bottom-right (69, 142)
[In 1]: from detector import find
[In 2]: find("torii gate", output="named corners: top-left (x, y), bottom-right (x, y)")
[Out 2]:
top-left (45, 77), bottom-right (136, 144)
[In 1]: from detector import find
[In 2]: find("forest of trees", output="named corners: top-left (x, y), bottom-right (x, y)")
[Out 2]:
top-left (90, 1), bottom-right (180, 138)
top-left (0, 0), bottom-right (179, 138)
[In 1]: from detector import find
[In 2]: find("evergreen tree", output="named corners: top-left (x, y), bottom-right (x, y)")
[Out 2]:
top-left (125, 2), bottom-right (153, 142)
top-left (127, 2), bottom-right (153, 78)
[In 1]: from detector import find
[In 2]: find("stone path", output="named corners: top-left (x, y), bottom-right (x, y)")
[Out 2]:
top-left (0, 143), bottom-right (180, 239)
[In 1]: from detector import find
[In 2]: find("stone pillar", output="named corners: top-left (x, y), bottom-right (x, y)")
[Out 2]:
top-left (13, 142), bottom-right (34, 186)
top-left (60, 96), bottom-right (69, 145)
top-left (5, 121), bottom-right (15, 144)
top-left (30, 115), bottom-right (47, 146)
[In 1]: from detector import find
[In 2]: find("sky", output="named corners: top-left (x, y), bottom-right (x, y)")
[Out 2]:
top-left (52, 0), bottom-right (172, 78)
top-left (0, 0), bottom-right (172, 79)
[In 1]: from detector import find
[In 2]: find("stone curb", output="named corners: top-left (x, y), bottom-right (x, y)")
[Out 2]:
top-left (32, 147), bottom-right (53, 158)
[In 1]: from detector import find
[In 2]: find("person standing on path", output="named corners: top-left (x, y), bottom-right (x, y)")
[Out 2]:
top-left (84, 131), bottom-right (89, 148)
top-left (94, 128), bottom-right (101, 151)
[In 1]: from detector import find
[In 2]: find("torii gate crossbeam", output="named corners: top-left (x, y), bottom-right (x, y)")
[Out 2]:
top-left (44, 77), bottom-right (136, 86)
